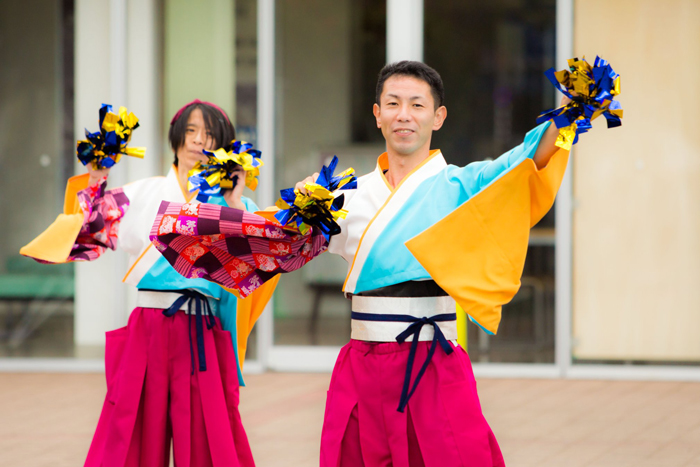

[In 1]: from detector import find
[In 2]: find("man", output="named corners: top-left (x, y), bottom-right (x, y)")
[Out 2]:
top-left (301, 61), bottom-right (569, 467)
top-left (151, 61), bottom-right (571, 466)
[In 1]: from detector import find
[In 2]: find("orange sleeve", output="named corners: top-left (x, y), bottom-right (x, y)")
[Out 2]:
top-left (19, 174), bottom-right (90, 263)
top-left (405, 148), bottom-right (569, 335)
top-left (234, 274), bottom-right (280, 368)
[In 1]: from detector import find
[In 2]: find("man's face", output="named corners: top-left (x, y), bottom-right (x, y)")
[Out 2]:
top-left (373, 75), bottom-right (446, 157)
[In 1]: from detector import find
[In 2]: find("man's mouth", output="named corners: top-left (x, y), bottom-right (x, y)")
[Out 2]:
top-left (394, 129), bottom-right (414, 135)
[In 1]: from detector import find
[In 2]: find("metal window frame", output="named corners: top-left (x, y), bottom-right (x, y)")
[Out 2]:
top-left (255, 0), bottom-right (276, 371)
top-left (554, 0), bottom-right (574, 378)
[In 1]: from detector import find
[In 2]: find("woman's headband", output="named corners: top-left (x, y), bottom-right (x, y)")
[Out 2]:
top-left (170, 99), bottom-right (230, 125)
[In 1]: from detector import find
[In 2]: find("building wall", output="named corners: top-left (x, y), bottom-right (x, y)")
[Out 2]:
top-left (572, 0), bottom-right (700, 361)
top-left (74, 0), bottom-right (161, 347)
top-left (164, 0), bottom-right (236, 171)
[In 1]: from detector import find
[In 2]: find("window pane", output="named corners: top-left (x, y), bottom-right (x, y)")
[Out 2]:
top-left (0, 0), bottom-right (76, 358)
top-left (425, 0), bottom-right (557, 363)
top-left (273, 0), bottom-right (386, 346)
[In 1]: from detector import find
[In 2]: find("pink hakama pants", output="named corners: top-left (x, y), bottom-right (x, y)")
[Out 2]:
top-left (84, 307), bottom-right (254, 467)
top-left (321, 340), bottom-right (505, 467)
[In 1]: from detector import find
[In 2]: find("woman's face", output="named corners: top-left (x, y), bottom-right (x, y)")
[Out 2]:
top-left (175, 108), bottom-right (214, 170)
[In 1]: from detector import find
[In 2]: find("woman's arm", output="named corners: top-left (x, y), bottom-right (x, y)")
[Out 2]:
top-left (222, 168), bottom-right (247, 210)
top-left (20, 170), bottom-right (130, 263)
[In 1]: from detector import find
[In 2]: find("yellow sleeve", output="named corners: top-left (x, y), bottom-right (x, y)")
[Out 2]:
top-left (405, 148), bottom-right (569, 335)
top-left (19, 174), bottom-right (90, 263)
top-left (234, 274), bottom-right (280, 368)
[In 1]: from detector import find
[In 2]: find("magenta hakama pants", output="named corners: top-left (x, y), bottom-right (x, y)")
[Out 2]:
top-left (321, 340), bottom-right (505, 467)
top-left (84, 307), bottom-right (254, 467)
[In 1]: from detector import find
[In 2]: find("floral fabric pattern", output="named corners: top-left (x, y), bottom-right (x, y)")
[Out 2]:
top-left (149, 201), bottom-right (328, 297)
top-left (70, 177), bottom-right (130, 261)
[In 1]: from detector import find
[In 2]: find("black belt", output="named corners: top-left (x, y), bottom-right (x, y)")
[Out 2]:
top-left (142, 289), bottom-right (217, 374)
top-left (356, 280), bottom-right (448, 298)
top-left (351, 310), bottom-right (456, 413)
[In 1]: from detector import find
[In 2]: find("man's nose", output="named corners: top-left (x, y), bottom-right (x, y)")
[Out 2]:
top-left (396, 104), bottom-right (412, 121)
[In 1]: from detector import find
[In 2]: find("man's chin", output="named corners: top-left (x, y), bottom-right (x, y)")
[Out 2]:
top-left (391, 144), bottom-right (418, 157)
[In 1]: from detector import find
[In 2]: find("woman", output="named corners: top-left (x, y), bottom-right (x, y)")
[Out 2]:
top-left (21, 100), bottom-right (277, 467)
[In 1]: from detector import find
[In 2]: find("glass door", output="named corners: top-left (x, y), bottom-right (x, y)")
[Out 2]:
top-left (263, 0), bottom-right (386, 369)
top-left (424, 0), bottom-right (558, 364)
top-left (0, 0), bottom-right (76, 360)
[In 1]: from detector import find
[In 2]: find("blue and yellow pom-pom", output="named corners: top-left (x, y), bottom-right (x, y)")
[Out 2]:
top-left (187, 140), bottom-right (263, 202)
top-left (76, 104), bottom-right (145, 169)
top-left (274, 156), bottom-right (357, 240)
top-left (537, 56), bottom-right (623, 150)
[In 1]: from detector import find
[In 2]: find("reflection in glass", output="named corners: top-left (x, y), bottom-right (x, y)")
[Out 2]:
top-left (273, 0), bottom-right (386, 346)
top-left (0, 1), bottom-right (76, 358)
top-left (425, 0), bottom-right (556, 363)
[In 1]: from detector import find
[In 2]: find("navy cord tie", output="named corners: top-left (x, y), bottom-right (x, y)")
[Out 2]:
top-left (351, 311), bottom-right (456, 413)
top-left (161, 289), bottom-right (217, 374)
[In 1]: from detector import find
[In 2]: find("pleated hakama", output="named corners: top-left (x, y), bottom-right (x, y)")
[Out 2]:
top-left (321, 340), bottom-right (504, 467)
top-left (84, 307), bottom-right (254, 467)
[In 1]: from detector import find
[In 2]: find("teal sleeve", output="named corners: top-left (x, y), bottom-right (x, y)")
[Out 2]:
top-left (452, 121), bottom-right (552, 197)
top-left (242, 196), bottom-right (259, 212)
top-left (216, 290), bottom-right (246, 386)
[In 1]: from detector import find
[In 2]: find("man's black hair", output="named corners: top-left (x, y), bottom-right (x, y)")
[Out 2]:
top-left (168, 103), bottom-right (235, 165)
top-left (375, 61), bottom-right (445, 109)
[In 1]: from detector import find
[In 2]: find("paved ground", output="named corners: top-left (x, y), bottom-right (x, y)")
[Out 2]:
top-left (1, 372), bottom-right (699, 466)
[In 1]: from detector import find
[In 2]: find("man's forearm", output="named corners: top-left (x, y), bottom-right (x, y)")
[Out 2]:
top-left (532, 122), bottom-right (565, 169)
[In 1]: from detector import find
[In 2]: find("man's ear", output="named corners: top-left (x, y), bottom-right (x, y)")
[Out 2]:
top-left (433, 106), bottom-right (447, 131)
top-left (373, 103), bottom-right (381, 128)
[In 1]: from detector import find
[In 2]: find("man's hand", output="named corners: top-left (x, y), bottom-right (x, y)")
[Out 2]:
top-left (294, 172), bottom-right (319, 195)
top-left (87, 164), bottom-right (110, 186)
top-left (223, 170), bottom-right (247, 210)
top-left (560, 93), bottom-right (572, 107)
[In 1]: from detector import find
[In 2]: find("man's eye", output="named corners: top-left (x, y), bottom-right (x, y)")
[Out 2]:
top-left (414, 104), bottom-right (423, 108)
